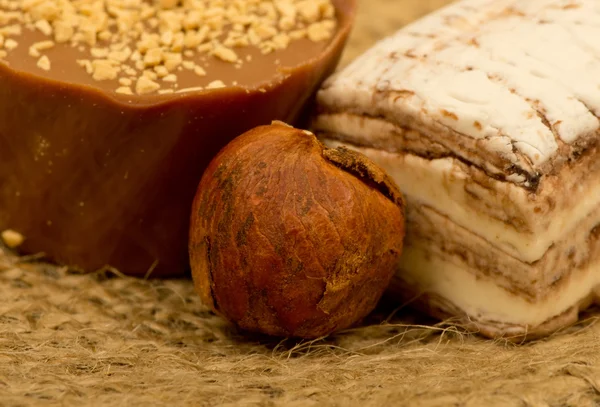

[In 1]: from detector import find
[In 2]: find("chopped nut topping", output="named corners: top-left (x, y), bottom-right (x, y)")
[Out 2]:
top-left (0, 0), bottom-right (337, 95)
top-left (92, 59), bottom-right (119, 81)
top-left (196, 43), bottom-right (213, 54)
top-left (136, 76), bottom-right (161, 94)
top-left (207, 80), bottom-right (226, 89)
top-left (91, 48), bottom-right (109, 58)
top-left (154, 65), bottom-right (169, 77)
top-left (54, 21), bottom-right (73, 43)
top-left (29, 40), bottom-right (54, 57)
top-left (297, 0), bottom-right (321, 23)
top-left (123, 66), bottom-right (137, 76)
top-left (212, 45), bottom-right (238, 63)
top-left (289, 29), bottom-right (307, 40)
top-left (28, 46), bottom-right (39, 58)
top-left (34, 19), bottom-right (52, 36)
top-left (4, 38), bottom-right (17, 50)
top-left (143, 69), bottom-right (159, 80)
top-left (272, 33), bottom-right (291, 50)
top-left (163, 52), bottom-right (182, 71)
top-left (194, 65), bottom-right (207, 77)
top-left (116, 86), bottom-right (133, 95)
top-left (144, 47), bottom-right (164, 67)
top-left (307, 20), bottom-right (336, 42)
top-left (177, 86), bottom-right (204, 93)
top-left (0, 25), bottom-right (21, 37)
top-left (109, 47), bottom-right (132, 63)
top-left (77, 59), bottom-right (94, 75)
top-left (36, 55), bottom-right (50, 71)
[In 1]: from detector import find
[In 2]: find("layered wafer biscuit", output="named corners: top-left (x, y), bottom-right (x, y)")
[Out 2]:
top-left (312, 0), bottom-right (600, 338)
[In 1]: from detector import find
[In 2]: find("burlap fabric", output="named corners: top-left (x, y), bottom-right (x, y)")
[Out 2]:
top-left (3, 1), bottom-right (600, 406)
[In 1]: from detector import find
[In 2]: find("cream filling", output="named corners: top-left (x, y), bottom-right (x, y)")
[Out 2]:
top-left (399, 245), bottom-right (600, 326)
top-left (323, 136), bottom-right (600, 263)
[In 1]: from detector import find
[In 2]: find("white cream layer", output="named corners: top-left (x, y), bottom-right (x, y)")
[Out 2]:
top-left (399, 245), bottom-right (600, 327)
top-left (324, 137), bottom-right (600, 263)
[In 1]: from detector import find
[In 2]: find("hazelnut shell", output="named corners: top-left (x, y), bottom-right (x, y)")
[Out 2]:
top-left (189, 122), bottom-right (406, 338)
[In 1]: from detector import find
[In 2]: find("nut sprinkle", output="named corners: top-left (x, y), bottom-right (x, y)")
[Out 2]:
top-left (0, 0), bottom-right (337, 95)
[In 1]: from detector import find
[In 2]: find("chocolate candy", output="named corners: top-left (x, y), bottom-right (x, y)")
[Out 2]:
top-left (0, 0), bottom-right (356, 276)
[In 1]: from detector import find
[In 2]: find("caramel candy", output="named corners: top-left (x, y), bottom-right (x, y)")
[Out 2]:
top-left (0, 0), bottom-right (356, 277)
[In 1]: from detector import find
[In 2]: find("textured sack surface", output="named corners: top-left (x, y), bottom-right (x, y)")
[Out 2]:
top-left (3, 1), bottom-right (600, 406)
top-left (2, 248), bottom-right (600, 407)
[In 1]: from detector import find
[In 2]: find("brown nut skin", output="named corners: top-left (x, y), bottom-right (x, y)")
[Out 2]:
top-left (189, 122), bottom-right (406, 339)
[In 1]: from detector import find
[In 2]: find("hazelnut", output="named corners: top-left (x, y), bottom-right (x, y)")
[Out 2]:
top-left (189, 122), bottom-right (406, 338)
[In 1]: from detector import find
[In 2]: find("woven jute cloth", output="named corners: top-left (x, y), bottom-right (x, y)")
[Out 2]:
top-left (3, 1), bottom-right (600, 406)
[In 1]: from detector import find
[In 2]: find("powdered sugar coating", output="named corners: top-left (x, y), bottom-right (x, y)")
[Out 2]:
top-left (317, 0), bottom-right (600, 179)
